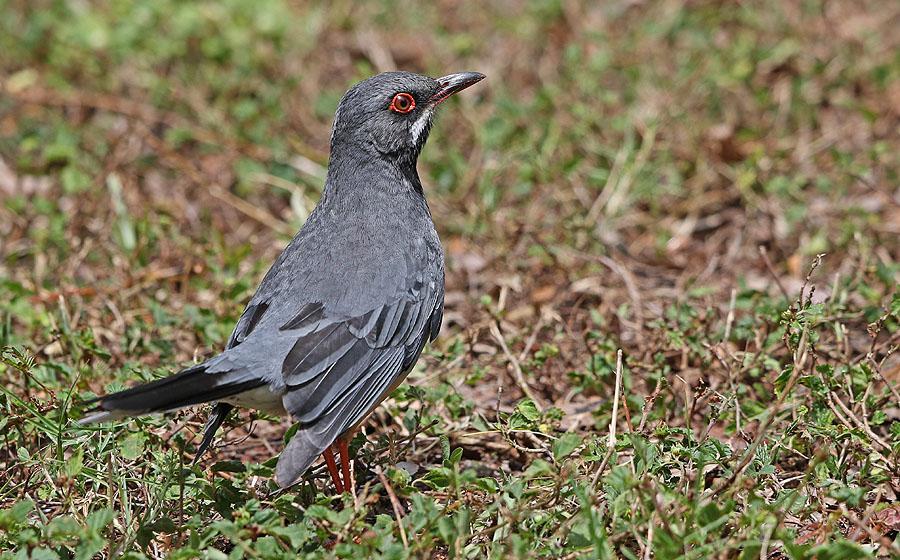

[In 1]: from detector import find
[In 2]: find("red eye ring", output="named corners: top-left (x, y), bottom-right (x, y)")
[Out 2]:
top-left (389, 92), bottom-right (416, 114)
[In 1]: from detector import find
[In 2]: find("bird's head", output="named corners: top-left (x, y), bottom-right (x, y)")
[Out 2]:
top-left (330, 71), bottom-right (485, 166)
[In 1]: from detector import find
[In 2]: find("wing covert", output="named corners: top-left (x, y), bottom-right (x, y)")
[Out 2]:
top-left (278, 282), bottom-right (442, 431)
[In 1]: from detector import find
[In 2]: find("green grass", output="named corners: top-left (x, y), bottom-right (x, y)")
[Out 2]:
top-left (1, 0), bottom-right (898, 558)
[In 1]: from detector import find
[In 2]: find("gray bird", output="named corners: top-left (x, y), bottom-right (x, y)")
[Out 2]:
top-left (81, 70), bottom-right (485, 491)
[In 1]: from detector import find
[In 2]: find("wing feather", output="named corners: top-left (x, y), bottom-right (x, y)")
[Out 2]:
top-left (282, 323), bottom-right (354, 382)
top-left (428, 294), bottom-right (443, 342)
top-left (374, 303), bottom-right (403, 347)
top-left (343, 348), bottom-right (405, 423)
top-left (282, 289), bottom-right (438, 424)
top-left (280, 302), bottom-right (326, 332)
top-left (226, 301), bottom-right (270, 348)
top-left (272, 272), bottom-right (443, 487)
top-left (275, 346), bottom-right (407, 486)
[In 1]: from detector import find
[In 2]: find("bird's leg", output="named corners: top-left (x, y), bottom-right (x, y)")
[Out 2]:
top-left (322, 445), bottom-right (343, 493)
top-left (337, 436), bottom-right (354, 495)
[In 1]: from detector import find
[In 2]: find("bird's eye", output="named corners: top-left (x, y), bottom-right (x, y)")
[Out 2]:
top-left (389, 93), bottom-right (416, 114)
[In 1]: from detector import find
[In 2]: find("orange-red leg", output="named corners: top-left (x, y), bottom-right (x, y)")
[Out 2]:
top-left (337, 436), bottom-right (354, 495)
top-left (322, 444), bottom-right (343, 493)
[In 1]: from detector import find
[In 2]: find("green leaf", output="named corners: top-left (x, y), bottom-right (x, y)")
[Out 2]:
top-left (86, 508), bottom-right (114, 534)
top-left (516, 399), bottom-right (540, 421)
top-left (552, 433), bottom-right (582, 461)
top-left (211, 461), bottom-right (246, 473)
top-left (75, 536), bottom-right (104, 560)
top-left (444, 446), bottom-right (463, 467)
top-left (30, 548), bottom-right (61, 560)
top-left (283, 422), bottom-right (300, 443)
top-left (0, 500), bottom-right (34, 527)
top-left (807, 540), bottom-right (872, 560)
top-left (269, 524), bottom-right (309, 548)
top-left (696, 501), bottom-right (731, 529)
top-left (829, 485), bottom-right (865, 508)
top-left (474, 477), bottom-right (498, 493)
top-left (61, 166), bottom-right (91, 194)
top-left (420, 467), bottom-right (452, 489)
top-left (439, 433), bottom-right (451, 462)
top-left (890, 292), bottom-right (900, 316)
top-left (509, 399), bottom-right (542, 429)
top-left (148, 516), bottom-right (178, 534)
top-left (47, 515), bottom-right (81, 539)
top-left (387, 466), bottom-right (411, 489)
top-left (119, 433), bottom-right (146, 460)
top-left (524, 459), bottom-right (553, 478)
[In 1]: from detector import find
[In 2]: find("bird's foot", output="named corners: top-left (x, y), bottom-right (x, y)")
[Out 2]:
top-left (321, 437), bottom-right (355, 496)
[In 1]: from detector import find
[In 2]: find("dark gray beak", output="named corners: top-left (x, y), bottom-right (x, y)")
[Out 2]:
top-left (430, 72), bottom-right (486, 105)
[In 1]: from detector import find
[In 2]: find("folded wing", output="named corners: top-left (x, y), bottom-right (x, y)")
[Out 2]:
top-left (274, 280), bottom-right (443, 487)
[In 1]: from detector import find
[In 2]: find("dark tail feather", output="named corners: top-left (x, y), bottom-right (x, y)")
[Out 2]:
top-left (193, 402), bottom-right (234, 462)
top-left (80, 363), bottom-right (263, 423)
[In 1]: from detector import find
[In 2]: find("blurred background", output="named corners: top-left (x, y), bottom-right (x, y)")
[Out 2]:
top-left (0, 1), bottom-right (898, 557)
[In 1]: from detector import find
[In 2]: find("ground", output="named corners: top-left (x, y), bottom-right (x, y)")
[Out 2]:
top-left (0, 1), bottom-right (898, 558)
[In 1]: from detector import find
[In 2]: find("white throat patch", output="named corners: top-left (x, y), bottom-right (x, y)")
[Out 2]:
top-left (410, 108), bottom-right (434, 146)
top-left (330, 103), bottom-right (343, 142)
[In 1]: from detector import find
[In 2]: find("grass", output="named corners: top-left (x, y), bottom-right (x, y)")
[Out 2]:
top-left (1, 0), bottom-right (898, 558)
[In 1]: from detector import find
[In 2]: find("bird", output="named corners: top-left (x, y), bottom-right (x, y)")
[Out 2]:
top-left (80, 70), bottom-right (486, 493)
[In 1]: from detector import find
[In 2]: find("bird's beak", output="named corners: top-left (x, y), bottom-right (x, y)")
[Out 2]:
top-left (430, 72), bottom-right (486, 105)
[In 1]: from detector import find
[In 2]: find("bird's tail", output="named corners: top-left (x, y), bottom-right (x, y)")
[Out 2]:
top-left (79, 363), bottom-right (263, 424)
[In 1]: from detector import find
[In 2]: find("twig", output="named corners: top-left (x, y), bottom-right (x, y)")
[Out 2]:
top-left (758, 246), bottom-right (790, 300)
top-left (590, 446), bottom-right (615, 491)
top-left (598, 256), bottom-right (645, 329)
top-left (839, 505), bottom-right (900, 556)
top-left (797, 253), bottom-right (826, 308)
top-left (723, 288), bottom-right (737, 342)
top-left (490, 321), bottom-right (543, 410)
top-left (714, 253), bottom-right (830, 494)
top-left (826, 392), bottom-right (893, 456)
top-left (759, 520), bottom-right (774, 560)
top-left (868, 352), bottom-right (900, 405)
top-left (865, 311), bottom-right (900, 404)
top-left (709, 344), bottom-right (743, 434)
top-left (375, 467), bottom-right (408, 549)
top-left (0, 349), bottom-right (51, 394)
top-left (208, 185), bottom-right (296, 237)
top-left (517, 311), bottom-right (548, 362)
top-left (636, 376), bottom-right (663, 433)
top-left (608, 349), bottom-right (623, 449)
top-left (712, 325), bottom-right (808, 497)
top-left (643, 515), bottom-right (654, 560)
top-left (587, 137), bottom-right (629, 222)
top-left (497, 428), bottom-right (553, 458)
